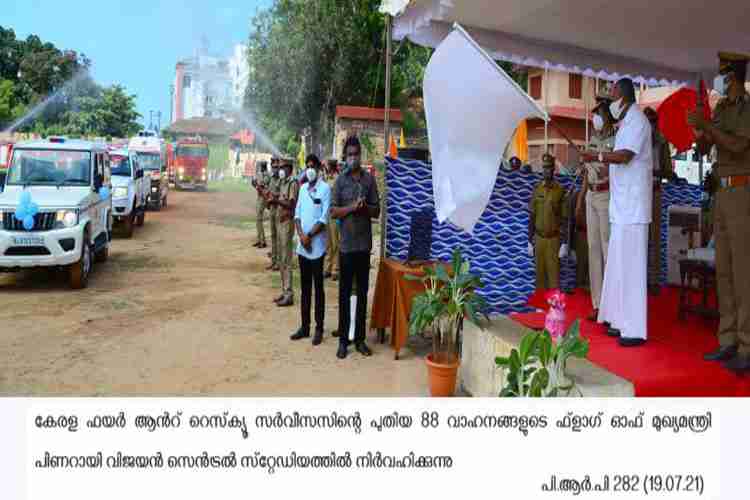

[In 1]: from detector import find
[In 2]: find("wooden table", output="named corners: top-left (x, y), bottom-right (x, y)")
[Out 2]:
top-left (679, 258), bottom-right (719, 320)
top-left (371, 258), bottom-right (445, 360)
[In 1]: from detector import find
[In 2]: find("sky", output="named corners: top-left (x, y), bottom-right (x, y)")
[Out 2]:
top-left (4, 0), bottom-right (272, 129)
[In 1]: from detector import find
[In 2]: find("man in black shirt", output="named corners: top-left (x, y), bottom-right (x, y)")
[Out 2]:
top-left (330, 136), bottom-right (380, 359)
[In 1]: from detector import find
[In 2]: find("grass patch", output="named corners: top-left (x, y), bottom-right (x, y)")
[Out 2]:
top-left (208, 179), bottom-right (252, 193)
top-left (214, 215), bottom-right (257, 230)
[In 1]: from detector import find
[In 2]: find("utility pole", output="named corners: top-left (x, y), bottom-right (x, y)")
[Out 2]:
top-left (156, 111), bottom-right (162, 132)
top-left (169, 84), bottom-right (175, 124)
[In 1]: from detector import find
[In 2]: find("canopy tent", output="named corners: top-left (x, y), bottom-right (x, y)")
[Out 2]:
top-left (392, 0), bottom-right (750, 85)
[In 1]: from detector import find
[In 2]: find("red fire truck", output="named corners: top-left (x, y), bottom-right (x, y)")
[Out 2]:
top-left (174, 138), bottom-right (209, 190)
top-left (0, 141), bottom-right (13, 190)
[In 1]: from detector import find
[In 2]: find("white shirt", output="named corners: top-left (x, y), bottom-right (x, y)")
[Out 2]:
top-left (609, 105), bottom-right (653, 224)
top-left (294, 179), bottom-right (331, 260)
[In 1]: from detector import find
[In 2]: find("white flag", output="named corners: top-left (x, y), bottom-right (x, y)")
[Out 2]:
top-left (424, 24), bottom-right (548, 234)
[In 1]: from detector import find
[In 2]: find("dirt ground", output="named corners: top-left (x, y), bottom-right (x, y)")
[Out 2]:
top-left (0, 187), bottom-right (428, 396)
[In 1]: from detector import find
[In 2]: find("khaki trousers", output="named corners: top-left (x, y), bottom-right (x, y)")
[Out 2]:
top-left (534, 235), bottom-right (560, 290)
top-left (647, 188), bottom-right (662, 289)
top-left (325, 220), bottom-right (340, 275)
top-left (277, 218), bottom-right (295, 298)
top-left (256, 199), bottom-right (267, 245)
top-left (715, 186), bottom-right (750, 357)
top-left (269, 208), bottom-right (279, 265)
top-left (586, 191), bottom-right (610, 309)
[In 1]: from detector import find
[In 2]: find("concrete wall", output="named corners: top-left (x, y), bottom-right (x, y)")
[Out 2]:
top-left (334, 118), bottom-right (401, 163)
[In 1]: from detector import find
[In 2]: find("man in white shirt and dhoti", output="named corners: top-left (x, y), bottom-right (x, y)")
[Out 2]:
top-left (581, 78), bottom-right (653, 347)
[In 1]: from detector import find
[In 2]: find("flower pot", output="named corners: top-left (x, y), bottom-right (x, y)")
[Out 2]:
top-left (425, 353), bottom-right (460, 397)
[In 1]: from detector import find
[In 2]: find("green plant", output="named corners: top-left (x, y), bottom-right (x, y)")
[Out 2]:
top-left (407, 248), bottom-right (489, 363)
top-left (495, 320), bottom-right (589, 397)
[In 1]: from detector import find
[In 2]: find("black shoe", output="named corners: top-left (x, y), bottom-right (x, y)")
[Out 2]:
top-left (603, 321), bottom-right (611, 328)
top-left (721, 354), bottom-right (750, 374)
top-left (355, 342), bottom-right (373, 357)
top-left (277, 296), bottom-right (293, 307)
top-left (336, 344), bottom-right (348, 359)
top-left (312, 329), bottom-right (323, 346)
top-left (607, 327), bottom-right (621, 338)
top-left (290, 328), bottom-right (310, 341)
top-left (324, 272), bottom-right (332, 279)
top-left (618, 337), bottom-right (646, 347)
top-left (331, 329), bottom-right (340, 338)
top-left (704, 345), bottom-right (738, 362)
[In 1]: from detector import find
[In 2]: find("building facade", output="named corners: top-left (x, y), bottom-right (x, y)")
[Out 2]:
top-left (333, 106), bottom-right (403, 163)
top-left (173, 44), bottom-right (249, 123)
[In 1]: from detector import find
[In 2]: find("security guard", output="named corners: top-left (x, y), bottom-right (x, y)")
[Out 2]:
top-left (644, 106), bottom-right (673, 296)
top-left (275, 160), bottom-right (299, 307)
top-left (324, 158), bottom-right (340, 280)
top-left (528, 153), bottom-right (568, 290)
top-left (689, 52), bottom-right (750, 373)
top-left (582, 94), bottom-right (615, 319)
top-left (252, 160), bottom-right (269, 248)
top-left (265, 157), bottom-right (281, 271)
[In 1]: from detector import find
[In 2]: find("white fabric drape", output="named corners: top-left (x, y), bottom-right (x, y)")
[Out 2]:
top-left (423, 25), bottom-right (546, 233)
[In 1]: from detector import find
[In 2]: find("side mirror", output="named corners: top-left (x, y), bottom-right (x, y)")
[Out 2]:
top-left (135, 169), bottom-right (143, 179)
top-left (94, 172), bottom-right (103, 190)
top-left (692, 151), bottom-right (700, 162)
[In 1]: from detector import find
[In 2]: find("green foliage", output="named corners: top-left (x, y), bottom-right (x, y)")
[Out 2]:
top-left (495, 320), bottom-right (590, 397)
top-left (208, 143), bottom-right (230, 173)
top-left (0, 25), bottom-right (139, 135)
top-left (407, 248), bottom-right (490, 361)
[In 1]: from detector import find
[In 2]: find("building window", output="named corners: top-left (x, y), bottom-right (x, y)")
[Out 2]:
top-left (569, 73), bottom-right (582, 99)
top-left (530, 76), bottom-right (542, 100)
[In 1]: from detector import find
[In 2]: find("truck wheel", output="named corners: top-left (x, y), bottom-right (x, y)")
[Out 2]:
top-left (69, 233), bottom-right (92, 289)
top-left (136, 208), bottom-right (145, 226)
top-left (95, 242), bottom-right (109, 263)
top-left (123, 211), bottom-right (135, 238)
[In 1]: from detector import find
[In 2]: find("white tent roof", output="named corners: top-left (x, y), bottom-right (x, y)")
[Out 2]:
top-left (393, 0), bottom-right (750, 86)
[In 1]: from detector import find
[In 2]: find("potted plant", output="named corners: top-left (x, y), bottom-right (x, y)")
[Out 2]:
top-left (495, 320), bottom-right (589, 397)
top-left (408, 248), bottom-right (489, 396)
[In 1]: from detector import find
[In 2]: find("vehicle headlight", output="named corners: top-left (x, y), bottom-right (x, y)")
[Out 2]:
top-left (201, 168), bottom-right (206, 174)
top-left (113, 187), bottom-right (129, 199)
top-left (178, 167), bottom-right (185, 174)
top-left (151, 187), bottom-right (158, 193)
top-left (55, 210), bottom-right (78, 229)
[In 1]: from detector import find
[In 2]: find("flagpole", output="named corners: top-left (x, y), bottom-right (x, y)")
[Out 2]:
top-left (381, 13), bottom-right (392, 262)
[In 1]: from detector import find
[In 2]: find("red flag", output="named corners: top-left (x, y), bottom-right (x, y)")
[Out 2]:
top-left (656, 83), bottom-right (711, 153)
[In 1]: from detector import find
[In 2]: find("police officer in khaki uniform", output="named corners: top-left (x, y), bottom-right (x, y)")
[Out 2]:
top-left (265, 158), bottom-right (281, 271)
top-left (252, 160), bottom-right (269, 248)
top-left (689, 52), bottom-right (750, 373)
top-left (324, 159), bottom-right (340, 280)
top-left (275, 160), bottom-right (298, 307)
top-left (528, 153), bottom-right (568, 290)
top-left (644, 107), bottom-right (673, 296)
top-left (582, 94), bottom-right (615, 320)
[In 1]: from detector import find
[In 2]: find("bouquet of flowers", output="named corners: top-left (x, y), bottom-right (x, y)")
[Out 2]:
top-left (544, 289), bottom-right (567, 340)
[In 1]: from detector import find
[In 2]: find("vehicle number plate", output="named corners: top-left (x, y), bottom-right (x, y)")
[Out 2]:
top-left (12, 235), bottom-right (44, 246)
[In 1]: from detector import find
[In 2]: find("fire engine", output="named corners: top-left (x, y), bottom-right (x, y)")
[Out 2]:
top-left (128, 132), bottom-right (169, 210)
top-left (174, 138), bottom-right (209, 190)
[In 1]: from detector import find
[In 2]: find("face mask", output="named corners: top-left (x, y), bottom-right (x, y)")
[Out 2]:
top-left (278, 169), bottom-right (287, 180)
top-left (713, 74), bottom-right (728, 96)
top-left (306, 168), bottom-right (317, 182)
top-left (347, 158), bottom-right (361, 170)
top-left (609, 98), bottom-right (623, 120)
top-left (592, 114), bottom-right (604, 132)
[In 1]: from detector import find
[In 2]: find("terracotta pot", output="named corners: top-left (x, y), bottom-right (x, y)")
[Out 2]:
top-left (425, 353), bottom-right (460, 397)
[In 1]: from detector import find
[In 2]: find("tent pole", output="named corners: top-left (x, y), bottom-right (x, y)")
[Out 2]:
top-left (380, 13), bottom-right (392, 261)
top-left (544, 65), bottom-right (549, 159)
top-left (585, 76), bottom-right (590, 146)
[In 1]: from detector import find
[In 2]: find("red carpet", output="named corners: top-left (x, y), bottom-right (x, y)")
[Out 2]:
top-left (510, 288), bottom-right (750, 397)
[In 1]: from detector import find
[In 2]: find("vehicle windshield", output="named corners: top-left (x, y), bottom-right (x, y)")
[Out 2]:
top-left (110, 155), bottom-right (132, 176)
top-left (137, 152), bottom-right (162, 171)
top-left (176, 146), bottom-right (209, 158)
top-left (6, 149), bottom-right (91, 186)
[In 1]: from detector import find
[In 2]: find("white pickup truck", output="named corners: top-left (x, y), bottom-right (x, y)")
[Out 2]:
top-left (0, 138), bottom-right (113, 289)
top-left (109, 149), bottom-right (147, 237)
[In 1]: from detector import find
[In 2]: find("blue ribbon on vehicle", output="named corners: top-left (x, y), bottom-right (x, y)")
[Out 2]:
top-left (14, 191), bottom-right (39, 231)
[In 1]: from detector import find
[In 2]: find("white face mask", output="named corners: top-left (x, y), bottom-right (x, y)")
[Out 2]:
top-left (609, 98), bottom-right (624, 120)
top-left (713, 74), bottom-right (728, 96)
top-left (306, 168), bottom-right (317, 183)
top-left (278, 169), bottom-right (287, 180)
top-left (592, 114), bottom-right (604, 132)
